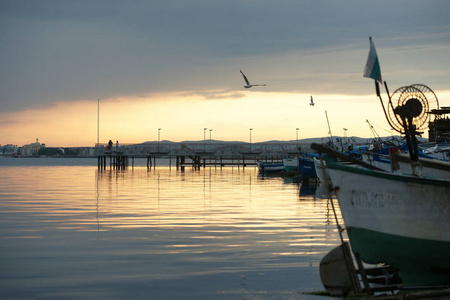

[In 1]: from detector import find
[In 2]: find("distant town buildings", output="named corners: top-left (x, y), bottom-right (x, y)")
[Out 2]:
top-left (0, 138), bottom-right (95, 157)
top-left (1, 144), bottom-right (19, 156)
top-left (0, 138), bottom-right (44, 157)
top-left (21, 138), bottom-right (45, 156)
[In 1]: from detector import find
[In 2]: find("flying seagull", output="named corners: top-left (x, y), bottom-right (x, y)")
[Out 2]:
top-left (310, 96), bottom-right (315, 106)
top-left (240, 70), bottom-right (266, 88)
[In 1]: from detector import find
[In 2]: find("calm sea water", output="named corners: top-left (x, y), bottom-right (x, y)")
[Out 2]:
top-left (0, 157), bottom-right (343, 299)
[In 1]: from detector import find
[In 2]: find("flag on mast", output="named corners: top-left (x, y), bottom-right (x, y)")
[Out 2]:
top-left (363, 37), bottom-right (382, 83)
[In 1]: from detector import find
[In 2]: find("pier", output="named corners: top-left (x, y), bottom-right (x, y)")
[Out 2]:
top-left (96, 141), bottom-right (307, 170)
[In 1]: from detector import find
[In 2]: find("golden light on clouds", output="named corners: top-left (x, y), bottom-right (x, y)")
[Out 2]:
top-left (1, 90), bottom-right (449, 147)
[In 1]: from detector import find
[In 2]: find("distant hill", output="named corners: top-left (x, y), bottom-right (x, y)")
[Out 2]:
top-left (139, 135), bottom-right (424, 145)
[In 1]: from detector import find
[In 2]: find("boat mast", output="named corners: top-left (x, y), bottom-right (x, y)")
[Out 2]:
top-left (325, 110), bottom-right (335, 148)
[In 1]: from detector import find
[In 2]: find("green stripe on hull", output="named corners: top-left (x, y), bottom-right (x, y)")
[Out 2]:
top-left (347, 227), bottom-right (450, 287)
top-left (284, 166), bottom-right (298, 173)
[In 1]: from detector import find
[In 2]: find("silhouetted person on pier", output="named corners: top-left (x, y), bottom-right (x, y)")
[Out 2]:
top-left (108, 140), bottom-right (113, 151)
top-left (116, 140), bottom-right (119, 151)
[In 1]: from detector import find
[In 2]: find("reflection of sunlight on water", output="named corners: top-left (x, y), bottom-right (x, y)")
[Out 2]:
top-left (95, 167), bottom-right (341, 264)
top-left (1, 163), bottom-right (342, 299)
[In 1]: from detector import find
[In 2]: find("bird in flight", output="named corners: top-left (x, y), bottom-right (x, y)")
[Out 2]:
top-left (240, 70), bottom-right (266, 88)
top-left (310, 96), bottom-right (315, 106)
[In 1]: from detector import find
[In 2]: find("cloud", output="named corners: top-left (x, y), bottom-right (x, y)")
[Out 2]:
top-left (180, 90), bottom-right (246, 100)
top-left (0, 0), bottom-right (449, 114)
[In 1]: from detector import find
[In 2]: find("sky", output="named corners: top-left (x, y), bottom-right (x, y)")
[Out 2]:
top-left (1, 0), bottom-right (449, 147)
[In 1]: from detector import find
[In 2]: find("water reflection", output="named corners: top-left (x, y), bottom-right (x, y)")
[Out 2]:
top-left (93, 168), bottom-right (343, 269)
top-left (1, 164), bottom-right (341, 299)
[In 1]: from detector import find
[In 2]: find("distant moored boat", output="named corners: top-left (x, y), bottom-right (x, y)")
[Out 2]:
top-left (256, 160), bottom-right (284, 174)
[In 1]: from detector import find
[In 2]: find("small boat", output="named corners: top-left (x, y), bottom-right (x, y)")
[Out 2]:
top-left (283, 157), bottom-right (299, 173)
top-left (256, 160), bottom-right (284, 174)
top-left (298, 156), bottom-right (317, 180)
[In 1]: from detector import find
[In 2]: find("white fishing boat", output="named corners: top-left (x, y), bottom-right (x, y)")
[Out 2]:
top-left (318, 39), bottom-right (450, 294)
top-left (283, 157), bottom-right (299, 173)
top-left (324, 155), bottom-right (450, 287)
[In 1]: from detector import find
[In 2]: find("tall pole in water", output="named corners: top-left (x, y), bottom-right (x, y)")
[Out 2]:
top-left (97, 98), bottom-right (99, 146)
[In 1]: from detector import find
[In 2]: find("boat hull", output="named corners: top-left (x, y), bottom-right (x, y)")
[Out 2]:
top-left (327, 161), bottom-right (450, 286)
top-left (313, 157), bottom-right (330, 183)
top-left (348, 227), bottom-right (450, 286)
top-left (298, 157), bottom-right (317, 180)
top-left (283, 157), bottom-right (299, 173)
top-left (256, 161), bottom-right (284, 174)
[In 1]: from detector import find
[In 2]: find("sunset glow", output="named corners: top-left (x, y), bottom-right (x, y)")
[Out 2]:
top-left (2, 90), bottom-right (449, 147)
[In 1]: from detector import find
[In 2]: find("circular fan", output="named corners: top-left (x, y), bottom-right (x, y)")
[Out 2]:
top-left (386, 84), bottom-right (439, 134)
top-left (410, 84), bottom-right (440, 120)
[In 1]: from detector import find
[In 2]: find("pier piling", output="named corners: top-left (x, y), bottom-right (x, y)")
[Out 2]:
top-left (98, 152), bottom-right (129, 170)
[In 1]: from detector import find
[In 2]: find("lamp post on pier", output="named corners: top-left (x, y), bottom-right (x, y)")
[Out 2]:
top-left (209, 129), bottom-right (213, 150)
top-left (249, 128), bottom-right (253, 151)
top-left (158, 128), bottom-right (162, 152)
top-left (296, 127), bottom-right (299, 149)
top-left (203, 128), bottom-right (207, 151)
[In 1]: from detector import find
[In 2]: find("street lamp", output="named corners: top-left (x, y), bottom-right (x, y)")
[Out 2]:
top-left (209, 129), bottom-right (213, 150)
top-left (296, 128), bottom-right (299, 148)
top-left (158, 128), bottom-right (162, 153)
top-left (204, 128), bottom-right (207, 150)
top-left (249, 128), bottom-right (253, 150)
top-left (158, 128), bottom-right (162, 152)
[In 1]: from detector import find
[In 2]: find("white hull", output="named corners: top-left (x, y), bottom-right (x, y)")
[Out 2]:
top-left (283, 157), bottom-right (298, 172)
top-left (328, 166), bottom-right (450, 242)
top-left (313, 157), bottom-right (330, 183)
